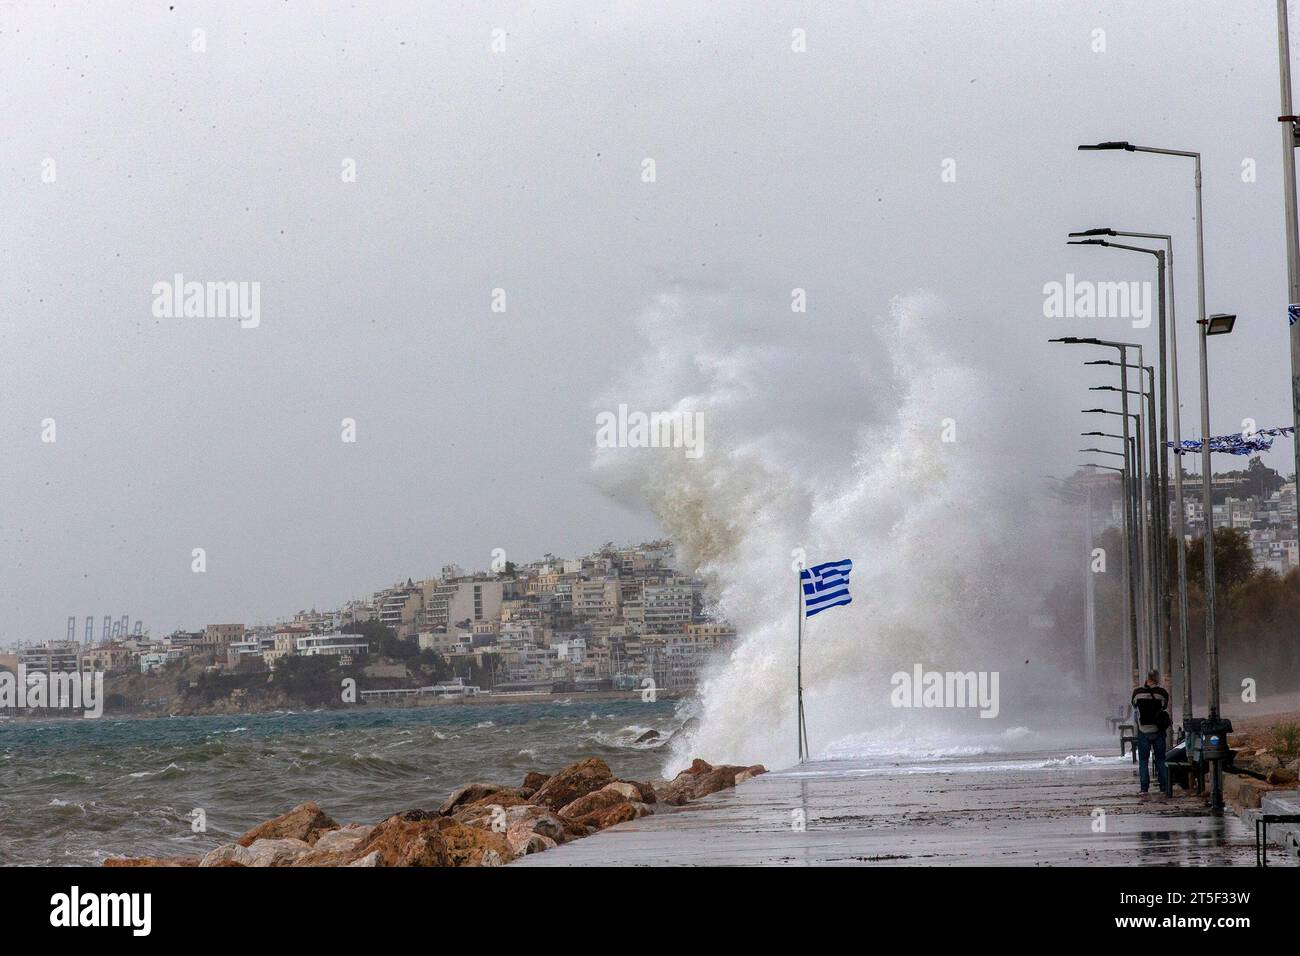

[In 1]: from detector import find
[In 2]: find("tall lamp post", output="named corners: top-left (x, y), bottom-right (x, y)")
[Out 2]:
top-left (1275, 0), bottom-right (1300, 519)
top-left (1078, 141), bottom-right (1234, 811)
top-left (1068, 235), bottom-right (1174, 691)
top-left (1090, 379), bottom-right (1162, 679)
top-left (1086, 407), bottom-right (1148, 681)
top-left (1053, 336), bottom-right (1146, 686)
top-left (1077, 462), bottom-right (1131, 692)
top-left (1070, 227), bottom-right (1190, 726)
top-left (1196, 314), bottom-right (1237, 712)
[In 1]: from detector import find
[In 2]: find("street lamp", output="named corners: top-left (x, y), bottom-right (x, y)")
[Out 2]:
top-left (1093, 383), bottom-right (1163, 676)
top-left (1086, 406), bottom-right (1150, 664)
top-left (1069, 236), bottom-right (1173, 685)
top-left (1274, 1), bottom-right (1300, 531)
top-left (1079, 139), bottom-right (1232, 811)
top-left (1082, 353), bottom-right (1157, 666)
top-left (1074, 463), bottom-right (1131, 692)
top-left (1071, 227), bottom-right (1190, 727)
top-left (1076, 460), bottom-right (1136, 697)
top-left (1054, 336), bottom-right (1146, 685)
top-left (1194, 311), bottom-right (1237, 715)
top-left (1205, 313), bottom-right (1237, 335)
top-left (1084, 405), bottom-right (1147, 683)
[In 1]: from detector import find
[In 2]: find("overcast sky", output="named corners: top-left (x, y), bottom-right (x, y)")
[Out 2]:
top-left (2, 2), bottom-right (1298, 642)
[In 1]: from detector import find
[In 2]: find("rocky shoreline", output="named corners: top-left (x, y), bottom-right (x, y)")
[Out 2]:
top-left (102, 756), bottom-right (765, 867)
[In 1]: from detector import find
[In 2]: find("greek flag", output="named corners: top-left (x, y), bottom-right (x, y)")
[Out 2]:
top-left (800, 558), bottom-right (853, 617)
top-left (1168, 425), bottom-right (1296, 456)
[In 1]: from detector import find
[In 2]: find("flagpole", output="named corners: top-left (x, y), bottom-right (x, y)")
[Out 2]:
top-left (797, 570), bottom-right (805, 763)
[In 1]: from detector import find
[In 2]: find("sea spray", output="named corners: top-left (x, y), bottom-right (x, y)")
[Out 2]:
top-left (593, 288), bottom-right (1077, 774)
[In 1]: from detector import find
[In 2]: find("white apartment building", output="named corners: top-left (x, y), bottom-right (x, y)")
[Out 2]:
top-left (640, 583), bottom-right (698, 633)
top-left (296, 634), bottom-right (371, 658)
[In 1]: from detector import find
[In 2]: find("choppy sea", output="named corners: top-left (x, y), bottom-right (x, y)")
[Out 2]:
top-left (0, 699), bottom-right (686, 865)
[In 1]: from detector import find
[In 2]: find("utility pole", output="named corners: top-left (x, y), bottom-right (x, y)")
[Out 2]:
top-left (1277, 0), bottom-right (1300, 519)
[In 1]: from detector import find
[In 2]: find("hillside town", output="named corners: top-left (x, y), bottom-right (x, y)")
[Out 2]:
top-left (1088, 458), bottom-right (1299, 573)
top-left (1, 541), bottom-right (736, 706)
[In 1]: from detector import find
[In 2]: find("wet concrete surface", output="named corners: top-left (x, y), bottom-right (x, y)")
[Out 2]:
top-left (516, 749), bottom-right (1287, 866)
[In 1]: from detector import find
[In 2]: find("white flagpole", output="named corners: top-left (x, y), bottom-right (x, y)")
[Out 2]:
top-left (797, 570), bottom-right (805, 762)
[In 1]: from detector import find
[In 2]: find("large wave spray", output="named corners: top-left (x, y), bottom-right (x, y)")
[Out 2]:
top-left (593, 288), bottom-right (1080, 774)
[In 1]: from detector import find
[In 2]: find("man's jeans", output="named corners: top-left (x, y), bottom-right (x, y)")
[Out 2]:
top-left (1138, 730), bottom-right (1169, 794)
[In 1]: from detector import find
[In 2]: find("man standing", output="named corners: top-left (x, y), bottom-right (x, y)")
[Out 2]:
top-left (1131, 670), bottom-right (1171, 798)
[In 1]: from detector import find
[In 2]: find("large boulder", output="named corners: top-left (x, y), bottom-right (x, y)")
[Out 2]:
top-left (690, 766), bottom-right (752, 800)
top-left (1223, 772), bottom-right (1279, 811)
top-left (602, 780), bottom-right (659, 804)
top-left (529, 757), bottom-right (614, 811)
top-left (436, 818), bottom-right (513, 866)
top-left (496, 804), bottom-right (569, 843)
top-left (572, 800), bottom-right (653, 830)
top-left (658, 760), bottom-right (764, 805)
top-left (559, 788), bottom-right (628, 819)
top-left (658, 766), bottom-right (707, 806)
top-left (201, 843), bottom-right (255, 867)
top-left (522, 771), bottom-right (550, 791)
top-left (1267, 767), bottom-right (1299, 786)
top-left (245, 838), bottom-right (312, 867)
top-left (203, 838), bottom-right (311, 868)
top-left (291, 825), bottom-right (374, 866)
top-left (103, 855), bottom-right (199, 867)
top-left (438, 782), bottom-right (505, 815)
top-left (1247, 753), bottom-right (1282, 775)
top-left (237, 801), bottom-right (338, 847)
top-left (342, 814), bottom-right (450, 867)
top-left (508, 829), bottom-right (558, 856)
top-left (453, 790), bottom-right (531, 823)
top-left (505, 811), bottom-right (563, 856)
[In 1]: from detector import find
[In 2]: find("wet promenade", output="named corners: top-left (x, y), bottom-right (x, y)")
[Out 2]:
top-left (517, 748), bottom-right (1285, 866)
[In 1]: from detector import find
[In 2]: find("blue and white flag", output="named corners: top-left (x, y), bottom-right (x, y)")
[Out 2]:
top-left (1168, 425), bottom-right (1296, 456)
top-left (800, 558), bottom-right (853, 617)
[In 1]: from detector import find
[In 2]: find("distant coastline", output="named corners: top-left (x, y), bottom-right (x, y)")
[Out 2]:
top-left (0, 687), bottom-right (689, 722)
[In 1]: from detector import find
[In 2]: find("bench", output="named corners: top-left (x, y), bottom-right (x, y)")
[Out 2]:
top-left (1118, 723), bottom-right (1138, 762)
top-left (1255, 813), bottom-right (1300, 866)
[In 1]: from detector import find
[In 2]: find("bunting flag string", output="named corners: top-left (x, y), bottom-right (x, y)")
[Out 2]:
top-left (1166, 426), bottom-right (1296, 456)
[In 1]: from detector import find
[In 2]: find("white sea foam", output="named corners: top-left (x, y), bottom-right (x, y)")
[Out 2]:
top-left (594, 289), bottom-right (1074, 776)
top-left (126, 762), bottom-right (182, 779)
top-left (1038, 753), bottom-right (1125, 767)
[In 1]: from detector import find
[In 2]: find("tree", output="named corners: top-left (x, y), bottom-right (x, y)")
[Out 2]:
top-left (1243, 456), bottom-right (1284, 499)
top-left (272, 654), bottom-right (342, 706)
top-left (342, 619), bottom-right (414, 659)
top-left (1186, 527), bottom-right (1254, 595)
top-left (415, 648), bottom-right (452, 682)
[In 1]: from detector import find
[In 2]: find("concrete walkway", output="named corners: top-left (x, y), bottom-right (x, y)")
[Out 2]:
top-left (517, 750), bottom-right (1282, 866)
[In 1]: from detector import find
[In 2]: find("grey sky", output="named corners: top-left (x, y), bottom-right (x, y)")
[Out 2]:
top-left (2, 1), bottom-right (1297, 642)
